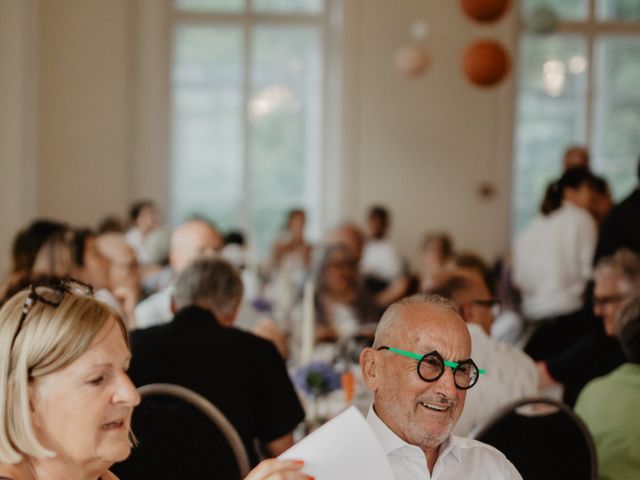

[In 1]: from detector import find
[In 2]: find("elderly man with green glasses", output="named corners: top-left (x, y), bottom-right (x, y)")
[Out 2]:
top-left (359, 294), bottom-right (522, 480)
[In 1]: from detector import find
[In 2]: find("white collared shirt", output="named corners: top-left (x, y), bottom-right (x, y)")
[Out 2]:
top-left (367, 406), bottom-right (522, 480)
top-left (361, 239), bottom-right (403, 282)
top-left (453, 324), bottom-right (538, 436)
top-left (513, 201), bottom-right (596, 320)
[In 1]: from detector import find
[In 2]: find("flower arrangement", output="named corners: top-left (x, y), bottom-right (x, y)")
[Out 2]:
top-left (294, 361), bottom-right (341, 397)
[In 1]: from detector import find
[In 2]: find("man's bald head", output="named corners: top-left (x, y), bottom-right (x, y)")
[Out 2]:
top-left (372, 294), bottom-right (469, 353)
top-left (170, 220), bottom-right (223, 273)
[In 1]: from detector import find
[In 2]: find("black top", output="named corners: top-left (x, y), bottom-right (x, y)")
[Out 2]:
top-left (127, 305), bottom-right (305, 466)
top-left (546, 325), bottom-right (626, 407)
top-left (594, 188), bottom-right (640, 262)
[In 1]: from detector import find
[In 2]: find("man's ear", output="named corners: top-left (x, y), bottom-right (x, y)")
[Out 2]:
top-left (359, 347), bottom-right (380, 392)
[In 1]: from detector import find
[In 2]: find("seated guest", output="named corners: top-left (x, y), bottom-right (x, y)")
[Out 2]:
top-left (1, 219), bottom-right (67, 300)
top-left (361, 205), bottom-right (405, 295)
top-left (311, 245), bottom-right (382, 343)
top-left (326, 222), bottom-right (366, 262)
top-left (453, 252), bottom-right (524, 345)
top-left (128, 257), bottom-right (305, 471)
top-left (10, 219), bottom-right (67, 275)
top-left (96, 233), bottom-right (141, 326)
top-left (538, 249), bottom-right (640, 406)
top-left (327, 222), bottom-right (409, 306)
top-left (418, 232), bottom-right (454, 291)
top-left (514, 166), bottom-right (599, 360)
top-left (31, 227), bottom-right (120, 313)
top-left (359, 294), bottom-right (522, 479)
top-left (575, 295), bottom-right (640, 480)
top-left (124, 200), bottom-right (160, 265)
top-left (0, 279), bottom-right (312, 480)
top-left (428, 274), bottom-right (538, 436)
top-left (0, 278), bottom-right (140, 480)
top-left (97, 215), bottom-right (125, 234)
top-left (270, 209), bottom-right (312, 273)
top-left (134, 219), bottom-right (222, 329)
top-left (451, 251), bottom-right (493, 293)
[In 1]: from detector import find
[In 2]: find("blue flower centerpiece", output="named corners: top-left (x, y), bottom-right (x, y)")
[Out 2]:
top-left (294, 361), bottom-right (341, 398)
top-left (294, 361), bottom-right (342, 428)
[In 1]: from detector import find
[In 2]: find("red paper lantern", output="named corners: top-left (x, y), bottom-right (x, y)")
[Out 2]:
top-left (460, 0), bottom-right (510, 23)
top-left (462, 40), bottom-right (510, 87)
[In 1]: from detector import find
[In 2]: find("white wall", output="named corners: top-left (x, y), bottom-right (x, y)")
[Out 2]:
top-left (340, 0), bottom-right (517, 266)
top-left (0, 0), bottom-right (517, 276)
top-left (0, 0), bottom-right (39, 276)
top-left (37, 0), bottom-right (133, 225)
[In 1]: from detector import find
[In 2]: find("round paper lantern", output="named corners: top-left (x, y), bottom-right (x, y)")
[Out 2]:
top-left (395, 44), bottom-right (431, 79)
top-left (462, 40), bottom-right (510, 87)
top-left (460, 0), bottom-right (510, 23)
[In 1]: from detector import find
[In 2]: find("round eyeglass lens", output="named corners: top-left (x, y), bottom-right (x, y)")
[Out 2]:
top-left (64, 280), bottom-right (93, 296)
top-left (33, 286), bottom-right (64, 306)
top-left (454, 361), bottom-right (479, 389)
top-left (418, 353), bottom-right (445, 382)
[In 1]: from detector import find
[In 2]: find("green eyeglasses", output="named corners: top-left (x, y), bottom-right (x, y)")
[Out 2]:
top-left (377, 346), bottom-right (486, 390)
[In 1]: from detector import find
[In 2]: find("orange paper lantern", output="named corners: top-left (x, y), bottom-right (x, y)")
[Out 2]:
top-left (462, 40), bottom-right (510, 87)
top-left (460, 0), bottom-right (511, 23)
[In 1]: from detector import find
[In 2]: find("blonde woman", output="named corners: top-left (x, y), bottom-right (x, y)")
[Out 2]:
top-left (0, 280), bottom-right (312, 480)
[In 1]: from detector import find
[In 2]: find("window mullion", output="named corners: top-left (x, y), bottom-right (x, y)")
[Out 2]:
top-left (241, 15), bottom-right (252, 241)
top-left (586, 32), bottom-right (595, 151)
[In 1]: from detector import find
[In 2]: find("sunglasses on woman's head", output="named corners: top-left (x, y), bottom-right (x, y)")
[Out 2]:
top-left (10, 279), bottom-right (94, 352)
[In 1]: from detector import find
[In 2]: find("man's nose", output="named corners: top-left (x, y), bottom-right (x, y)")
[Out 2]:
top-left (434, 366), bottom-right (458, 397)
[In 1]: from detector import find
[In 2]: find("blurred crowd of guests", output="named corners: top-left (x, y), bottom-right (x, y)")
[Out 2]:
top-left (2, 145), bottom-right (640, 479)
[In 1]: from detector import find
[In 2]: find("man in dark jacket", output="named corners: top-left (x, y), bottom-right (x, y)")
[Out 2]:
top-left (127, 257), bottom-right (305, 472)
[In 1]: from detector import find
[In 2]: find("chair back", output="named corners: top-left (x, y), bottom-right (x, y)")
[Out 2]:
top-left (112, 383), bottom-right (250, 480)
top-left (471, 397), bottom-right (597, 480)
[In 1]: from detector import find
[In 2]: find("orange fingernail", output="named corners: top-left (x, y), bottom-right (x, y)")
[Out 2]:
top-left (293, 460), bottom-right (305, 466)
top-left (307, 476), bottom-right (315, 480)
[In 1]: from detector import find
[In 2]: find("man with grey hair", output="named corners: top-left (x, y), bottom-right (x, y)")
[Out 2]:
top-left (538, 248), bottom-right (640, 405)
top-left (128, 257), bottom-right (305, 472)
top-left (360, 293), bottom-right (522, 479)
top-left (134, 219), bottom-right (223, 329)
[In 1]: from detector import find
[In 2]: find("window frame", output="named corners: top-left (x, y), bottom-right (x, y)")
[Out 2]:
top-left (513, 0), bottom-right (640, 234)
top-left (166, 0), bottom-right (344, 252)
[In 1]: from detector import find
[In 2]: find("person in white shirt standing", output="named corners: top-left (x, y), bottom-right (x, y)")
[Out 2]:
top-left (428, 274), bottom-right (538, 436)
top-left (359, 294), bottom-right (522, 480)
top-left (513, 166), bottom-right (599, 360)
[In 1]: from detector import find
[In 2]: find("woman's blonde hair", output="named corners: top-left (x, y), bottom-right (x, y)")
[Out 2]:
top-left (0, 287), bottom-right (128, 464)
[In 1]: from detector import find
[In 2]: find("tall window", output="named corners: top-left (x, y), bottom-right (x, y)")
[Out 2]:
top-left (513, 0), bottom-right (640, 233)
top-left (169, 0), bottom-right (334, 256)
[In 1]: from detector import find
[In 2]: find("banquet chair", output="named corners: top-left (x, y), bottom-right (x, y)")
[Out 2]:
top-left (112, 383), bottom-right (251, 480)
top-left (471, 397), bottom-right (597, 480)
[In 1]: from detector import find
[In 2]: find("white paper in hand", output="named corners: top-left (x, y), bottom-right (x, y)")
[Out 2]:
top-left (279, 406), bottom-right (395, 480)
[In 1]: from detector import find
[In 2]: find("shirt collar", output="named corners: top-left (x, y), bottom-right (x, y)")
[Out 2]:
top-left (366, 405), bottom-right (461, 462)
